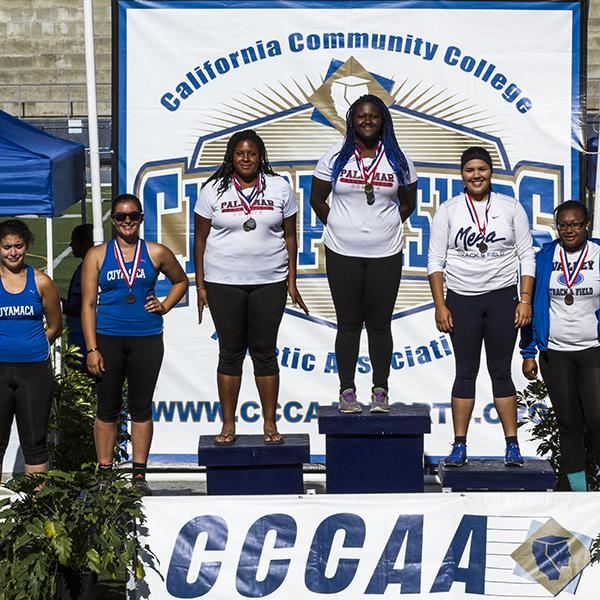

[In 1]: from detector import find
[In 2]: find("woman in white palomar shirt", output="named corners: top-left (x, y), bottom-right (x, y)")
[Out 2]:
top-left (310, 94), bottom-right (418, 414)
top-left (427, 146), bottom-right (535, 467)
top-left (194, 130), bottom-right (307, 446)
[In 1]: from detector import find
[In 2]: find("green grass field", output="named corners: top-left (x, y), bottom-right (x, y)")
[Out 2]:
top-left (18, 186), bottom-right (114, 297)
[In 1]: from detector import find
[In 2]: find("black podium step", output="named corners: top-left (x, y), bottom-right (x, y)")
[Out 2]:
top-left (198, 433), bottom-right (310, 495)
top-left (318, 403), bottom-right (431, 494)
top-left (438, 458), bottom-right (555, 492)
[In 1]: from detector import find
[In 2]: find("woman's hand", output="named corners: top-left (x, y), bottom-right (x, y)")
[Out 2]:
top-left (288, 283), bottom-right (309, 315)
top-left (197, 288), bottom-right (209, 323)
top-left (145, 294), bottom-right (167, 315)
top-left (87, 350), bottom-right (105, 378)
top-left (434, 304), bottom-right (453, 333)
top-left (514, 301), bottom-right (532, 328)
top-left (522, 358), bottom-right (538, 380)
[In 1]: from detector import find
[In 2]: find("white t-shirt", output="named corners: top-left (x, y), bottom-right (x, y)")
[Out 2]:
top-left (313, 141), bottom-right (418, 258)
top-left (195, 174), bottom-right (297, 285)
top-left (427, 192), bottom-right (535, 295)
top-left (548, 241), bottom-right (600, 351)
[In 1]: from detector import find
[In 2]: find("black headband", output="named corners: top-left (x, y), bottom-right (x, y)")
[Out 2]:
top-left (461, 147), bottom-right (493, 170)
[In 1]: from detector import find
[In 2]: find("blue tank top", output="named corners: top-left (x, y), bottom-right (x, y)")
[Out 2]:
top-left (0, 266), bottom-right (49, 363)
top-left (96, 239), bottom-right (163, 336)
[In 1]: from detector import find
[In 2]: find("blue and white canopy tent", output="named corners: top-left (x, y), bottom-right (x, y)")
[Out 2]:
top-left (0, 109), bottom-right (86, 276)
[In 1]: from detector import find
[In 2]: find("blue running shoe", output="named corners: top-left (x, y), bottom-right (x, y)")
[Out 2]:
top-left (505, 442), bottom-right (524, 467)
top-left (444, 442), bottom-right (468, 467)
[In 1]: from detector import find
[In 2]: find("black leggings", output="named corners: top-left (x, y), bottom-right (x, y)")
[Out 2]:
top-left (446, 286), bottom-right (518, 398)
top-left (206, 280), bottom-right (288, 377)
top-left (96, 334), bottom-right (164, 422)
top-left (539, 347), bottom-right (600, 473)
top-left (325, 247), bottom-right (403, 392)
top-left (0, 361), bottom-right (52, 466)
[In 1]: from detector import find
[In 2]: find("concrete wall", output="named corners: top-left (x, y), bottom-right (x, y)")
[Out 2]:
top-left (0, 1), bottom-right (598, 116)
top-left (0, 0), bottom-right (111, 117)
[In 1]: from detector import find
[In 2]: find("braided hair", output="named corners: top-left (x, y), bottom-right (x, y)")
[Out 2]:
top-left (203, 129), bottom-right (278, 197)
top-left (330, 95), bottom-right (412, 189)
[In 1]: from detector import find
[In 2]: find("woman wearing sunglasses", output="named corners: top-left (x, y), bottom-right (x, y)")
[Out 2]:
top-left (522, 200), bottom-right (600, 490)
top-left (310, 94), bottom-right (418, 413)
top-left (82, 193), bottom-right (188, 494)
top-left (428, 147), bottom-right (535, 468)
top-left (194, 129), bottom-right (307, 446)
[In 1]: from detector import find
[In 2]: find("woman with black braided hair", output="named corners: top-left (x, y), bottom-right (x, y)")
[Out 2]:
top-left (194, 129), bottom-right (307, 445)
top-left (310, 95), bottom-right (418, 413)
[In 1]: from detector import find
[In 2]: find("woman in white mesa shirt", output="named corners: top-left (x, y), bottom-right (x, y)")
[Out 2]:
top-left (428, 146), bottom-right (535, 467)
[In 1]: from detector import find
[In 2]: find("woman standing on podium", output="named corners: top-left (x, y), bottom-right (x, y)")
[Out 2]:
top-left (82, 194), bottom-right (189, 494)
top-left (522, 201), bottom-right (600, 491)
top-left (0, 220), bottom-right (62, 477)
top-left (427, 146), bottom-right (535, 467)
top-left (194, 130), bottom-right (307, 446)
top-left (310, 94), bottom-right (418, 413)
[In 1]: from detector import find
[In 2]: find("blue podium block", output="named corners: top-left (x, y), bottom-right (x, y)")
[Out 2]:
top-left (198, 434), bottom-right (310, 495)
top-left (438, 458), bottom-right (555, 492)
top-left (318, 403), bottom-right (431, 494)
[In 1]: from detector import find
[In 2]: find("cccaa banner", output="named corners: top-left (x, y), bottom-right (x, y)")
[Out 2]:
top-left (137, 492), bottom-right (600, 599)
top-left (116, 1), bottom-right (584, 461)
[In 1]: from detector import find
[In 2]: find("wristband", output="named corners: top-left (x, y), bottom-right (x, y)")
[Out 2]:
top-left (196, 284), bottom-right (205, 290)
top-left (521, 291), bottom-right (532, 297)
top-left (519, 300), bottom-right (531, 305)
top-left (87, 347), bottom-right (99, 353)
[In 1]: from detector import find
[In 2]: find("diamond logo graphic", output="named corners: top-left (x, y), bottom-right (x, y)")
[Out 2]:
top-left (307, 56), bottom-right (395, 133)
top-left (511, 518), bottom-right (591, 596)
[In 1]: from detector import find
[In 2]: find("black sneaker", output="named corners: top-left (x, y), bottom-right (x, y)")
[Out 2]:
top-left (132, 477), bottom-right (153, 496)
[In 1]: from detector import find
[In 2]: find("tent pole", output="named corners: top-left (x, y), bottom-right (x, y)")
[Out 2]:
top-left (46, 217), bottom-right (61, 374)
top-left (46, 217), bottom-right (53, 279)
top-left (83, 0), bottom-right (104, 245)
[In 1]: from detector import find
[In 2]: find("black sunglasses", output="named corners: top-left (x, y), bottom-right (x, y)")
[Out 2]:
top-left (112, 211), bottom-right (143, 222)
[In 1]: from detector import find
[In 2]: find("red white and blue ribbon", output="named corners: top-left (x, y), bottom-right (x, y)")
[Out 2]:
top-left (113, 239), bottom-right (142, 292)
top-left (354, 141), bottom-right (385, 187)
top-left (465, 192), bottom-right (491, 238)
top-left (233, 174), bottom-right (261, 215)
top-left (559, 242), bottom-right (588, 291)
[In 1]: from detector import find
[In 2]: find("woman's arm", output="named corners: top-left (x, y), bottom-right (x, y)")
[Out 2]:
top-left (146, 243), bottom-right (189, 314)
top-left (398, 181), bottom-right (418, 223)
top-left (81, 245), bottom-right (104, 376)
top-left (36, 272), bottom-right (62, 344)
top-left (309, 177), bottom-right (332, 225)
top-left (283, 214), bottom-right (308, 314)
top-left (193, 214), bottom-right (211, 323)
top-left (428, 271), bottom-right (453, 333)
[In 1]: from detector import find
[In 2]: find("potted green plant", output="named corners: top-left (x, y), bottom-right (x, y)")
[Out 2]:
top-left (0, 465), bottom-right (159, 600)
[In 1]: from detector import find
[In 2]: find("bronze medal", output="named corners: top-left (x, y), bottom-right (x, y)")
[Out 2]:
top-left (564, 292), bottom-right (574, 306)
top-left (126, 293), bottom-right (136, 304)
top-left (478, 242), bottom-right (488, 253)
top-left (364, 183), bottom-right (374, 194)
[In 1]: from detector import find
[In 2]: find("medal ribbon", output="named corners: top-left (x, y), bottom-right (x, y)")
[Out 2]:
top-left (559, 243), bottom-right (588, 292)
top-left (233, 174), bottom-right (261, 216)
top-left (465, 192), bottom-right (491, 238)
top-left (354, 141), bottom-right (385, 188)
top-left (113, 239), bottom-right (143, 293)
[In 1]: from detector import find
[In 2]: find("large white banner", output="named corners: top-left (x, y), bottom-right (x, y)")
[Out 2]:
top-left (116, 1), bottom-right (584, 461)
top-left (139, 492), bottom-right (600, 598)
